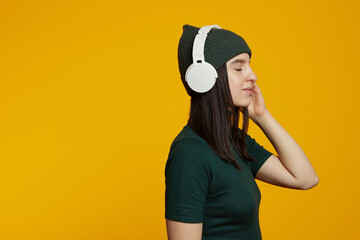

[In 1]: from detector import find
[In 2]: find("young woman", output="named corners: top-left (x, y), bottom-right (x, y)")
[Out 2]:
top-left (165, 24), bottom-right (319, 240)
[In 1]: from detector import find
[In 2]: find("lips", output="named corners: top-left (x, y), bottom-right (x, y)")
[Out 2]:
top-left (243, 88), bottom-right (254, 95)
top-left (243, 87), bottom-right (253, 90)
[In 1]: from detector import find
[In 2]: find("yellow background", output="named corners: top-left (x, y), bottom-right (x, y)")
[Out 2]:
top-left (0, 0), bottom-right (359, 239)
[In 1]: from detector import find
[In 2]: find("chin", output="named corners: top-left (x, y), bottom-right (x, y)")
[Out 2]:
top-left (234, 101), bottom-right (250, 108)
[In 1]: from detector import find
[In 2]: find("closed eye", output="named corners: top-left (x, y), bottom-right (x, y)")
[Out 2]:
top-left (235, 69), bottom-right (242, 71)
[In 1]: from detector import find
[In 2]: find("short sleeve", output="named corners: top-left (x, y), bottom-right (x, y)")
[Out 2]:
top-left (245, 133), bottom-right (274, 178)
top-left (164, 138), bottom-right (212, 223)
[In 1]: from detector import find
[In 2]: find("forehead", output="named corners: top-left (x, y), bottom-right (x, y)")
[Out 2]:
top-left (228, 53), bottom-right (250, 65)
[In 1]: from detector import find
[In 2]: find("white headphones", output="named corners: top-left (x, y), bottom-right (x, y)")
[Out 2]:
top-left (185, 24), bottom-right (222, 93)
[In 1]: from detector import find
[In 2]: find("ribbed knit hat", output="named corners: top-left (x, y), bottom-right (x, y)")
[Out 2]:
top-left (178, 24), bottom-right (252, 96)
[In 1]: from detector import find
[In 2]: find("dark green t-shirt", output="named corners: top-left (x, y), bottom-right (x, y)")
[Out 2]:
top-left (165, 123), bottom-right (274, 240)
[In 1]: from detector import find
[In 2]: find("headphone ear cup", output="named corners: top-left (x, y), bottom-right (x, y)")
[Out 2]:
top-left (185, 62), bottom-right (217, 93)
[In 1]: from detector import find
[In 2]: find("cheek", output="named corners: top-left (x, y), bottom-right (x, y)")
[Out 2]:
top-left (228, 75), bottom-right (243, 96)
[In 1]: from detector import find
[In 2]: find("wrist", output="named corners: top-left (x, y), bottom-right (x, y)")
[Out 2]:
top-left (253, 109), bottom-right (271, 126)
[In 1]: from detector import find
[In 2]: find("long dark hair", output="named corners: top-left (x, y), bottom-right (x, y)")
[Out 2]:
top-left (187, 62), bottom-right (256, 170)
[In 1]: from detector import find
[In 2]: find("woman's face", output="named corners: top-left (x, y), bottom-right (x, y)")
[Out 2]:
top-left (226, 53), bottom-right (257, 108)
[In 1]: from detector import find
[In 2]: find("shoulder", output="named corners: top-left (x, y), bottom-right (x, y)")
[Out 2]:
top-left (165, 126), bottom-right (215, 173)
top-left (169, 137), bottom-right (212, 165)
top-left (169, 137), bottom-right (210, 158)
top-left (169, 125), bottom-right (213, 158)
top-left (165, 136), bottom-right (214, 192)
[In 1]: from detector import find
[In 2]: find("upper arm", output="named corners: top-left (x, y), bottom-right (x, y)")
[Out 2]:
top-left (255, 154), bottom-right (308, 190)
top-left (166, 219), bottom-right (202, 240)
top-left (243, 131), bottom-right (314, 190)
top-left (165, 138), bottom-right (212, 233)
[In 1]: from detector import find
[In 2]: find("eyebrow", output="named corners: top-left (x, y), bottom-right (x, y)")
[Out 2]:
top-left (230, 59), bottom-right (250, 65)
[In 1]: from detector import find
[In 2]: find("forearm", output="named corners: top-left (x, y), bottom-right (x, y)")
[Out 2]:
top-left (254, 110), bottom-right (319, 187)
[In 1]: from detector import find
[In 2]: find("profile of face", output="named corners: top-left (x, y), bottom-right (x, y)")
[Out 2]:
top-left (226, 53), bottom-right (257, 108)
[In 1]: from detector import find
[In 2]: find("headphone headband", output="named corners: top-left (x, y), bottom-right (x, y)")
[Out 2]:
top-left (192, 25), bottom-right (222, 64)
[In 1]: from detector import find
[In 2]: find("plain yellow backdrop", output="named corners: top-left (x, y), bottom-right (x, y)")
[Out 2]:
top-left (0, 0), bottom-right (359, 239)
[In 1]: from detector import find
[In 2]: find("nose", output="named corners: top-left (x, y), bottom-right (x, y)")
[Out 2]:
top-left (247, 67), bottom-right (257, 82)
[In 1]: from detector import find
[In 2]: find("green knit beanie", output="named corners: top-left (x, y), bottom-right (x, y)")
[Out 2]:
top-left (178, 24), bottom-right (252, 96)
